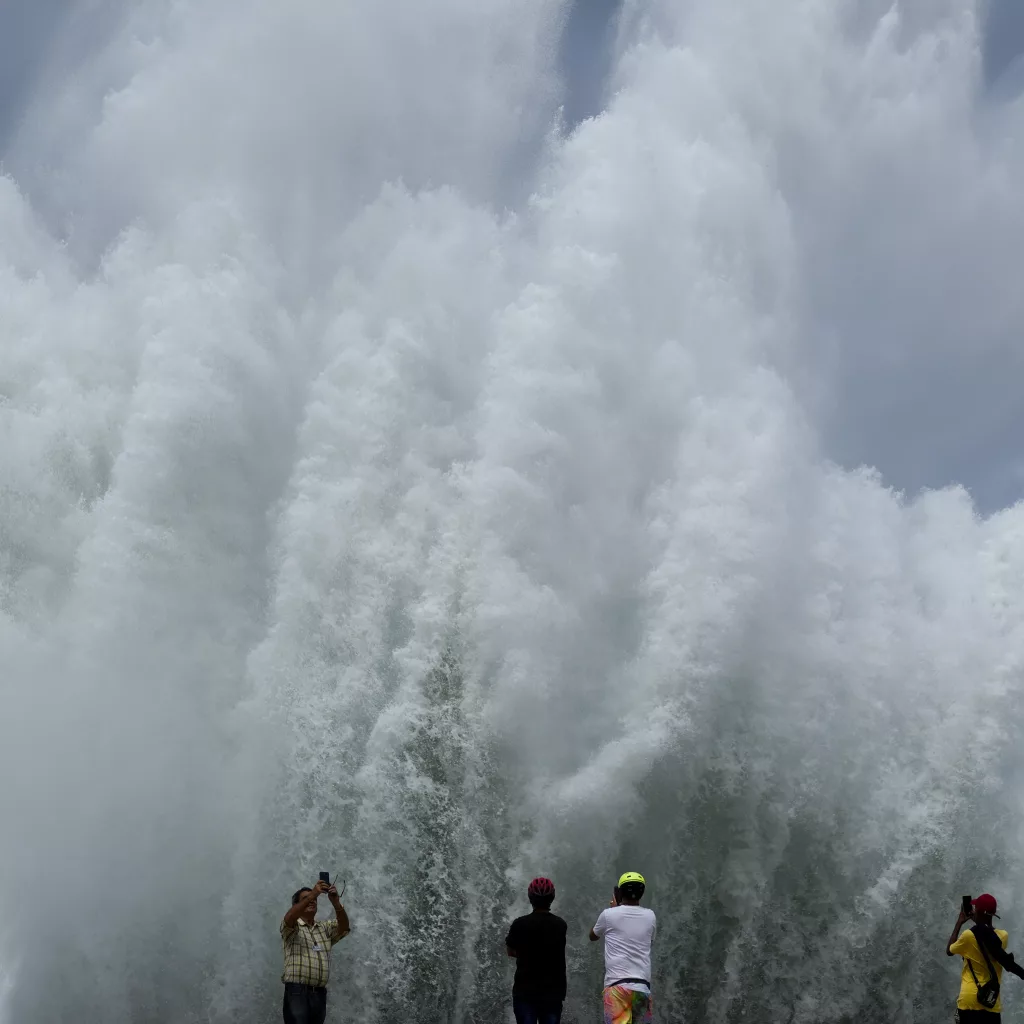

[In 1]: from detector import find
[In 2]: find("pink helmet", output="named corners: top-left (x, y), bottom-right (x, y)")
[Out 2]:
top-left (527, 876), bottom-right (556, 899)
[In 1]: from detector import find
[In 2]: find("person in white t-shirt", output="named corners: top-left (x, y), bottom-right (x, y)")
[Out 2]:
top-left (589, 871), bottom-right (656, 1024)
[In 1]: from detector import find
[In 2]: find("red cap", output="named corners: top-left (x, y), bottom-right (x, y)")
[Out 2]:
top-left (973, 894), bottom-right (999, 917)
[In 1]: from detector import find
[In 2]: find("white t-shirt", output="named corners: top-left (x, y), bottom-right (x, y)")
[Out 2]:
top-left (592, 905), bottom-right (657, 992)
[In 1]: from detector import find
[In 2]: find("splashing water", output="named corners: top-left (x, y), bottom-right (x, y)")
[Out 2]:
top-left (2, 1), bottom-right (1024, 1021)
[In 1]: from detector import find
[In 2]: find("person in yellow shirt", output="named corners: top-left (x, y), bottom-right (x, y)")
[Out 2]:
top-left (946, 893), bottom-right (1024, 1023)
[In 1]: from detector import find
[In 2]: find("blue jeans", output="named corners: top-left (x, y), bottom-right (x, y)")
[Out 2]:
top-left (513, 995), bottom-right (563, 1024)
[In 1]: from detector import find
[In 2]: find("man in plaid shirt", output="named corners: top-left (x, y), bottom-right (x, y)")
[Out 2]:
top-left (281, 878), bottom-right (350, 1024)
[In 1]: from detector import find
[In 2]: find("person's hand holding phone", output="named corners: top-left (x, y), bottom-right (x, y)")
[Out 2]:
top-left (301, 884), bottom-right (325, 916)
top-left (957, 895), bottom-right (972, 926)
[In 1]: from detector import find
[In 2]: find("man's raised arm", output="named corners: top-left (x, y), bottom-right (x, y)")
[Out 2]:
top-left (328, 885), bottom-right (350, 940)
top-left (283, 881), bottom-right (327, 930)
top-left (946, 909), bottom-right (968, 956)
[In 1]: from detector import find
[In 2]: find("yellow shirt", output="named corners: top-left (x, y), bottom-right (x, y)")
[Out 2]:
top-left (281, 917), bottom-right (343, 987)
top-left (950, 927), bottom-right (1009, 1013)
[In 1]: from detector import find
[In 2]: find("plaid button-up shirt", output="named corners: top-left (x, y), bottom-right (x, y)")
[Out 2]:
top-left (281, 917), bottom-right (343, 987)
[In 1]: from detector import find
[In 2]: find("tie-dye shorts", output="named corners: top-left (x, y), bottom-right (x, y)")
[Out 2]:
top-left (602, 985), bottom-right (653, 1024)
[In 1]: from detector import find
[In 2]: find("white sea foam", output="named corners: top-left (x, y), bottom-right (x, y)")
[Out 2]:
top-left (1, 1), bottom-right (1023, 1021)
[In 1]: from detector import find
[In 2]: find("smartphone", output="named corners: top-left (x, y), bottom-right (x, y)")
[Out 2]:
top-left (962, 895), bottom-right (972, 916)
top-left (319, 871), bottom-right (331, 886)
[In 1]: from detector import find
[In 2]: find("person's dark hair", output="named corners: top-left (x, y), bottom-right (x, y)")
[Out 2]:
top-left (292, 887), bottom-right (313, 906)
top-left (617, 882), bottom-right (645, 902)
top-left (527, 876), bottom-right (555, 909)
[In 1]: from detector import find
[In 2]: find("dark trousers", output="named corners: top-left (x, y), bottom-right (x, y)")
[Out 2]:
top-left (513, 995), bottom-right (563, 1024)
top-left (956, 1011), bottom-right (1000, 1023)
top-left (283, 982), bottom-right (327, 1024)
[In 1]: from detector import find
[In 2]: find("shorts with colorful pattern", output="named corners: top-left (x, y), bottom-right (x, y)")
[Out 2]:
top-left (603, 985), bottom-right (653, 1024)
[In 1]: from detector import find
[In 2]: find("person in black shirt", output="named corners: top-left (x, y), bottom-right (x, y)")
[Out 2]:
top-left (505, 876), bottom-right (567, 1024)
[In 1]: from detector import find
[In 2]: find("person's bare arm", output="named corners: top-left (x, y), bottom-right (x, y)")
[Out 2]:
top-left (591, 893), bottom-right (618, 942)
top-left (284, 881), bottom-right (328, 930)
top-left (998, 949), bottom-right (1024, 979)
top-left (328, 885), bottom-right (350, 940)
top-left (946, 909), bottom-right (968, 956)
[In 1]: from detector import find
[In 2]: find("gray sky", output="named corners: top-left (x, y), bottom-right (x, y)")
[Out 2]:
top-left (558, 0), bottom-right (622, 125)
top-left (985, 0), bottom-right (1024, 83)
top-left (0, 0), bottom-right (72, 146)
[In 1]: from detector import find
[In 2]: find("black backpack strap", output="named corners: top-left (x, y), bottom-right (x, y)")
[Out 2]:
top-left (967, 959), bottom-right (987, 991)
top-left (974, 924), bottom-right (1024, 979)
top-left (970, 926), bottom-right (1001, 995)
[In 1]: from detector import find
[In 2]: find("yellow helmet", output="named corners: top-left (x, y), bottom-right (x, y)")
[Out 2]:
top-left (617, 871), bottom-right (646, 888)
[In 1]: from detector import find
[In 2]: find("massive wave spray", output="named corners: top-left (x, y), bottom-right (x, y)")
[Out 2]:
top-left (2, 1), bottom-right (1024, 1021)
